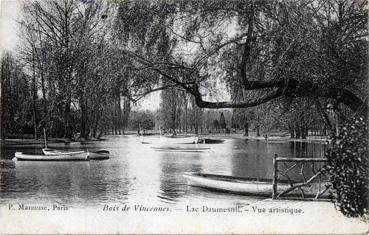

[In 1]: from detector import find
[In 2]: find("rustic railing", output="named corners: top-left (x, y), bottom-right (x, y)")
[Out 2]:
top-left (272, 154), bottom-right (331, 200)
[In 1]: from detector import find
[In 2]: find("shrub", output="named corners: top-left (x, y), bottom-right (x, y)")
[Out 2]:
top-left (325, 116), bottom-right (368, 217)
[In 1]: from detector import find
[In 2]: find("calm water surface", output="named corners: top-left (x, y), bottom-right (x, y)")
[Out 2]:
top-left (0, 136), bottom-right (326, 208)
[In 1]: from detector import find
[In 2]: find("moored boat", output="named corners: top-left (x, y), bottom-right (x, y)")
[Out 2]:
top-left (183, 173), bottom-right (328, 197)
top-left (88, 150), bottom-right (110, 160)
top-left (13, 151), bottom-right (90, 161)
top-left (192, 138), bottom-right (225, 144)
top-left (42, 148), bottom-right (86, 156)
top-left (151, 146), bottom-right (210, 152)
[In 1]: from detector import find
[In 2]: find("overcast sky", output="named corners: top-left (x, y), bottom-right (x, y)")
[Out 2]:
top-left (0, 0), bottom-right (21, 54)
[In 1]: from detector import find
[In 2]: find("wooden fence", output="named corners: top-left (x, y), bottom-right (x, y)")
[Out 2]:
top-left (272, 154), bottom-right (331, 200)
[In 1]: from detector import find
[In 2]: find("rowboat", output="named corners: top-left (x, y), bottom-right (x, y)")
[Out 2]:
top-left (42, 148), bottom-right (86, 156)
top-left (192, 138), bottom-right (225, 144)
top-left (151, 146), bottom-right (210, 152)
top-left (88, 150), bottom-right (110, 160)
top-left (13, 151), bottom-right (89, 161)
top-left (183, 173), bottom-right (327, 196)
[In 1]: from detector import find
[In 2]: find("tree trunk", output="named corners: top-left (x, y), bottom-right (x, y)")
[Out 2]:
top-left (244, 122), bottom-right (249, 136)
top-left (32, 52), bottom-right (38, 140)
top-left (64, 97), bottom-right (73, 140)
top-left (290, 128), bottom-right (295, 138)
top-left (92, 112), bottom-right (100, 138)
top-left (171, 113), bottom-right (176, 135)
top-left (256, 125), bottom-right (260, 137)
top-left (0, 59), bottom-right (4, 140)
top-left (301, 125), bottom-right (307, 139)
top-left (122, 97), bottom-right (131, 135)
top-left (40, 72), bottom-right (47, 129)
top-left (185, 97), bottom-right (188, 132)
top-left (80, 97), bottom-right (88, 139)
top-left (37, 29), bottom-right (48, 129)
top-left (114, 100), bottom-right (118, 135)
top-left (117, 94), bottom-right (122, 135)
top-left (295, 124), bottom-right (301, 139)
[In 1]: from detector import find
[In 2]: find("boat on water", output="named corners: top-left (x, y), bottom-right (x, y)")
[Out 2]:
top-left (88, 150), bottom-right (110, 160)
top-left (191, 138), bottom-right (225, 144)
top-left (13, 129), bottom-right (89, 161)
top-left (13, 151), bottom-right (89, 161)
top-left (183, 173), bottom-right (328, 196)
top-left (43, 148), bottom-right (109, 160)
top-left (42, 148), bottom-right (86, 156)
top-left (151, 146), bottom-right (210, 152)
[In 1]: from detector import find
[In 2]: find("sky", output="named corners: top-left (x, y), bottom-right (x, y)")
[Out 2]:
top-left (133, 92), bottom-right (161, 111)
top-left (0, 0), bottom-right (21, 54)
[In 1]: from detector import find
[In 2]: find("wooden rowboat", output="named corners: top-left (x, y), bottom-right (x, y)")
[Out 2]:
top-left (13, 151), bottom-right (89, 161)
top-left (151, 146), bottom-right (210, 152)
top-left (191, 138), bottom-right (225, 144)
top-left (88, 150), bottom-right (110, 160)
top-left (42, 148), bottom-right (86, 156)
top-left (183, 173), bottom-right (326, 196)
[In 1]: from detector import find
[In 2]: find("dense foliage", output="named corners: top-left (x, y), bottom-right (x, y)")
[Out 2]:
top-left (128, 110), bottom-right (155, 134)
top-left (325, 116), bottom-right (368, 217)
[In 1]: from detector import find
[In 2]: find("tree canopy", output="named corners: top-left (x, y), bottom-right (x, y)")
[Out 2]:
top-left (114, 0), bottom-right (368, 117)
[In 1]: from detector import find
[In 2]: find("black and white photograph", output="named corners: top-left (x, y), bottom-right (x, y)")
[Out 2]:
top-left (0, 0), bottom-right (368, 234)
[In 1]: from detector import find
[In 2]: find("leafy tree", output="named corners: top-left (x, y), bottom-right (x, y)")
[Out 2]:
top-left (325, 116), bottom-right (368, 217)
top-left (113, 0), bottom-right (367, 117)
top-left (158, 89), bottom-right (184, 134)
top-left (17, 0), bottom-right (132, 139)
top-left (129, 110), bottom-right (155, 134)
top-left (213, 120), bottom-right (220, 131)
top-left (219, 112), bottom-right (226, 129)
top-left (189, 95), bottom-right (203, 134)
top-left (0, 53), bottom-right (33, 138)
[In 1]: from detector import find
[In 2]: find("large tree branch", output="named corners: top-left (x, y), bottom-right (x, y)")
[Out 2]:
top-left (127, 84), bottom-right (183, 103)
top-left (192, 86), bottom-right (283, 109)
top-left (191, 77), bottom-right (366, 115)
top-left (128, 50), bottom-right (367, 116)
top-left (315, 99), bottom-right (334, 130)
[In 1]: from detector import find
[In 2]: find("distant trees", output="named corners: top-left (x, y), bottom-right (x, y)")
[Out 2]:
top-left (129, 110), bottom-right (155, 135)
top-left (188, 96), bottom-right (203, 134)
top-left (0, 53), bottom-right (33, 139)
top-left (158, 89), bottom-right (183, 135)
top-left (157, 90), bottom-right (240, 135)
top-left (219, 112), bottom-right (226, 130)
top-left (213, 120), bottom-right (220, 132)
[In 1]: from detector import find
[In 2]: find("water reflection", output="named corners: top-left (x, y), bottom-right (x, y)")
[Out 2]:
top-left (158, 152), bottom-right (203, 203)
top-left (0, 137), bottom-right (326, 207)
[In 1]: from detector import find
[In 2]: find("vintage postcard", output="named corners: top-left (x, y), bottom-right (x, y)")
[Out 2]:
top-left (0, 0), bottom-right (368, 234)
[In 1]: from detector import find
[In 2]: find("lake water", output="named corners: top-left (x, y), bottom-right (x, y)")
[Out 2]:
top-left (0, 136), bottom-right (326, 209)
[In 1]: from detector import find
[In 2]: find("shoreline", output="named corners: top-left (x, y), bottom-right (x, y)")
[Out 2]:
top-left (0, 132), bottom-right (329, 145)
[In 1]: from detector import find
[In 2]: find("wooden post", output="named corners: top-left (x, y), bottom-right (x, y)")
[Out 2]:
top-left (272, 154), bottom-right (278, 199)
